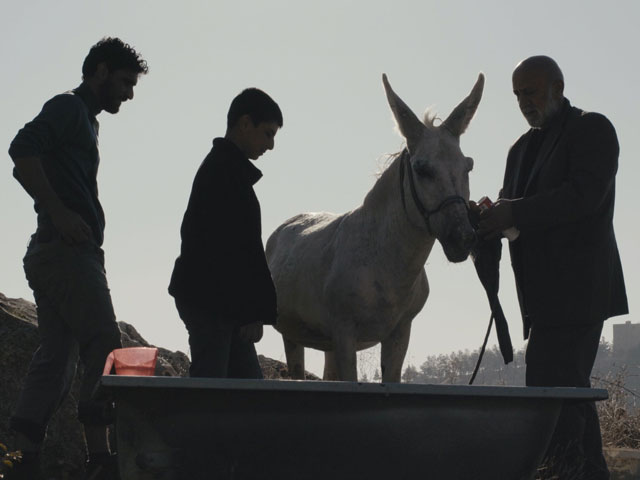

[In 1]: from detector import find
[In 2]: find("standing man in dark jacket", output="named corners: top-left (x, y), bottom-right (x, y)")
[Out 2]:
top-left (478, 56), bottom-right (628, 479)
top-left (169, 88), bottom-right (282, 379)
top-left (8, 37), bottom-right (148, 479)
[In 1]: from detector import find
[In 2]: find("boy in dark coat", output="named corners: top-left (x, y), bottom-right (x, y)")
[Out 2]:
top-left (169, 88), bottom-right (282, 378)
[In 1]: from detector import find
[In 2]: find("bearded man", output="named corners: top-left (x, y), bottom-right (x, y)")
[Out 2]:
top-left (8, 37), bottom-right (148, 480)
top-left (478, 55), bottom-right (628, 479)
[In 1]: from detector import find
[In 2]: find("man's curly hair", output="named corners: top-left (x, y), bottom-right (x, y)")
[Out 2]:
top-left (82, 37), bottom-right (148, 79)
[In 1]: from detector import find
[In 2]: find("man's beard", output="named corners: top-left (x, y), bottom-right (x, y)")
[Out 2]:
top-left (100, 78), bottom-right (122, 114)
top-left (529, 92), bottom-right (562, 129)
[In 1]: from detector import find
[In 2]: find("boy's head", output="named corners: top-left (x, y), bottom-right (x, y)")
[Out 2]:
top-left (82, 37), bottom-right (149, 114)
top-left (226, 88), bottom-right (283, 160)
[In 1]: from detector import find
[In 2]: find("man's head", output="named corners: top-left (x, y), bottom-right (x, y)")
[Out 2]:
top-left (82, 37), bottom-right (148, 114)
top-left (226, 88), bottom-right (283, 160)
top-left (512, 55), bottom-right (564, 128)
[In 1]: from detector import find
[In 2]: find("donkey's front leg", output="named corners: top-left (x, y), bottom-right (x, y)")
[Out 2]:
top-left (284, 337), bottom-right (305, 379)
top-left (381, 318), bottom-right (412, 383)
top-left (332, 324), bottom-right (358, 381)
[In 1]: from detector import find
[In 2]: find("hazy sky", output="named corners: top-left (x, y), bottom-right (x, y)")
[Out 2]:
top-left (1, 1), bottom-right (638, 378)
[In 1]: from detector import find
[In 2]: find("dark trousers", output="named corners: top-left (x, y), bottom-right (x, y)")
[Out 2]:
top-left (11, 236), bottom-right (122, 443)
top-left (175, 299), bottom-right (263, 379)
top-left (526, 321), bottom-right (609, 480)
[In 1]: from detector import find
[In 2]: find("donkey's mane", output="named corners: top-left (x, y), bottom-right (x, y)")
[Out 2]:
top-left (376, 109), bottom-right (440, 175)
top-left (423, 109), bottom-right (439, 128)
top-left (376, 151), bottom-right (403, 176)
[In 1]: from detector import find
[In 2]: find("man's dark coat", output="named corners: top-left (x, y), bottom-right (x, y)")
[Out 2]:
top-left (502, 99), bottom-right (628, 337)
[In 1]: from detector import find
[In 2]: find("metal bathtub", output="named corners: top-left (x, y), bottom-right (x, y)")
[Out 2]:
top-left (99, 376), bottom-right (608, 480)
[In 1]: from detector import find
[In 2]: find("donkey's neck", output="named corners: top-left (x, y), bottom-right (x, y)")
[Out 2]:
top-left (354, 153), bottom-right (436, 274)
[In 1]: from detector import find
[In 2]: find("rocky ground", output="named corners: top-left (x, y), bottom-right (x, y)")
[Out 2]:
top-left (0, 292), bottom-right (313, 479)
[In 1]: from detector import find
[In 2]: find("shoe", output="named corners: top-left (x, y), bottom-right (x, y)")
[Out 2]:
top-left (84, 453), bottom-right (120, 480)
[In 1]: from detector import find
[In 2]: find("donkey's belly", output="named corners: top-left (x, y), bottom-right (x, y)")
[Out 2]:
top-left (276, 316), bottom-right (333, 351)
top-left (271, 304), bottom-right (330, 351)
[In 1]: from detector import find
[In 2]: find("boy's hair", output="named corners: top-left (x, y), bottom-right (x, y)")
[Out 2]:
top-left (227, 88), bottom-right (283, 130)
top-left (82, 37), bottom-right (149, 79)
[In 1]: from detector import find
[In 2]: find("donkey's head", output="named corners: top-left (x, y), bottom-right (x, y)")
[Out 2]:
top-left (383, 73), bottom-right (484, 262)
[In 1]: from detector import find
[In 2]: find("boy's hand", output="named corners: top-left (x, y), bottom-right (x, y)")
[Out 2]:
top-left (239, 322), bottom-right (264, 343)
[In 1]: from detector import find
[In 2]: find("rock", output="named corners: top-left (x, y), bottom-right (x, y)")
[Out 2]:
top-left (0, 292), bottom-right (85, 478)
top-left (0, 292), bottom-right (313, 479)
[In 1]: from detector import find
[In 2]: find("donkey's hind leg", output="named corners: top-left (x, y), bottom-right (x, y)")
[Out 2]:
top-left (333, 327), bottom-right (358, 381)
top-left (381, 318), bottom-right (412, 383)
top-left (284, 337), bottom-right (305, 379)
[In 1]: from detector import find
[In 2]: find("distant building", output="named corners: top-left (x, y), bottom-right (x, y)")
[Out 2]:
top-left (613, 321), bottom-right (640, 355)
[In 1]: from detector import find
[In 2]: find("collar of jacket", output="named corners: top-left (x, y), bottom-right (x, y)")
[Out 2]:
top-left (518, 98), bottom-right (572, 197)
top-left (212, 137), bottom-right (263, 186)
top-left (73, 82), bottom-right (101, 118)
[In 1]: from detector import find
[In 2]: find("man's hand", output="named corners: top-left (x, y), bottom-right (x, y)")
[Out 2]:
top-left (477, 199), bottom-right (515, 239)
top-left (51, 206), bottom-right (91, 244)
top-left (238, 322), bottom-right (264, 343)
top-left (13, 155), bottom-right (91, 244)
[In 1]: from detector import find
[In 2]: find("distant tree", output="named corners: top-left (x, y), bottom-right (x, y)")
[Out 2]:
top-left (404, 346), bottom-right (526, 385)
top-left (403, 338), bottom-right (637, 393)
top-left (357, 344), bottom-right (381, 382)
top-left (402, 364), bottom-right (419, 383)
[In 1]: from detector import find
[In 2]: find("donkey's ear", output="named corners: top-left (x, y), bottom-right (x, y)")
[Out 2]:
top-left (441, 73), bottom-right (484, 138)
top-left (382, 74), bottom-right (425, 151)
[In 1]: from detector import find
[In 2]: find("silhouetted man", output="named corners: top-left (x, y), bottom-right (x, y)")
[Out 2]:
top-left (169, 88), bottom-right (282, 379)
top-left (8, 37), bottom-right (148, 480)
top-left (478, 55), bottom-right (628, 479)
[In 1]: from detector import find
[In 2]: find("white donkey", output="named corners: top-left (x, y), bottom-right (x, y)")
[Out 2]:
top-left (266, 73), bottom-right (484, 382)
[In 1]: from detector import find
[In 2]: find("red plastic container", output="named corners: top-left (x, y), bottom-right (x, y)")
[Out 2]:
top-left (103, 347), bottom-right (158, 376)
